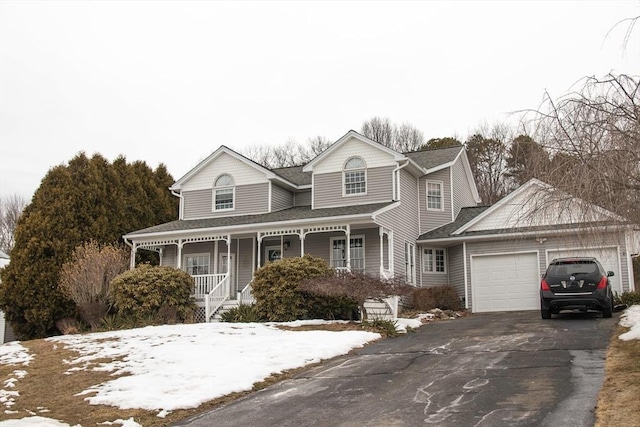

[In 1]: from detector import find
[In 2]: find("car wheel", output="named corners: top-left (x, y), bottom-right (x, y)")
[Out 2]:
top-left (541, 307), bottom-right (551, 319)
top-left (602, 299), bottom-right (613, 318)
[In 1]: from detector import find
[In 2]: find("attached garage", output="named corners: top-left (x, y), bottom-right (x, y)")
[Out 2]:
top-left (471, 252), bottom-right (540, 312)
top-left (546, 247), bottom-right (621, 294)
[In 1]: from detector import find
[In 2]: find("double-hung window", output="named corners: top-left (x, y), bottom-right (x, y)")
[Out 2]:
top-left (331, 236), bottom-right (365, 272)
top-left (214, 174), bottom-right (235, 211)
top-left (426, 181), bottom-right (443, 211)
top-left (423, 248), bottom-right (446, 273)
top-left (185, 253), bottom-right (210, 275)
top-left (344, 157), bottom-right (366, 196)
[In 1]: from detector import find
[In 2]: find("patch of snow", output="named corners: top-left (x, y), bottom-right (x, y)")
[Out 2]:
top-left (0, 417), bottom-right (80, 427)
top-left (619, 305), bottom-right (640, 341)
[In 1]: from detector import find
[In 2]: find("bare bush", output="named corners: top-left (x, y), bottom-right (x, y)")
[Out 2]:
top-left (58, 241), bottom-right (129, 329)
top-left (301, 272), bottom-right (414, 321)
top-left (412, 286), bottom-right (462, 311)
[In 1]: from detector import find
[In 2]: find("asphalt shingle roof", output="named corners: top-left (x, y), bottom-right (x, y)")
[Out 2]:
top-left (127, 202), bottom-right (396, 236)
top-left (271, 166), bottom-right (312, 186)
top-left (404, 146), bottom-right (463, 170)
top-left (418, 206), bottom-right (489, 241)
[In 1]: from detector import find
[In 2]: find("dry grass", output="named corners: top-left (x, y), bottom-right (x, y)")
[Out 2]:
top-left (0, 322), bottom-right (372, 426)
top-left (595, 325), bottom-right (640, 427)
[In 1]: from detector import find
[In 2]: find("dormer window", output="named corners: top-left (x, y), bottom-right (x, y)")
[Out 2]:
top-left (344, 157), bottom-right (366, 196)
top-left (214, 174), bottom-right (235, 211)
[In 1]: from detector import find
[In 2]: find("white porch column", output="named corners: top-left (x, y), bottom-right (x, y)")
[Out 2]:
top-left (257, 236), bottom-right (263, 268)
top-left (226, 234), bottom-right (231, 273)
top-left (379, 227), bottom-right (384, 276)
top-left (176, 239), bottom-right (184, 269)
top-left (129, 243), bottom-right (137, 270)
top-left (300, 233), bottom-right (305, 257)
top-left (388, 230), bottom-right (394, 275)
top-left (345, 225), bottom-right (351, 271)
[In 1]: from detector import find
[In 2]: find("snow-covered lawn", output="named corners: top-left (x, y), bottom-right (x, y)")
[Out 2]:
top-left (0, 318), bottom-right (421, 426)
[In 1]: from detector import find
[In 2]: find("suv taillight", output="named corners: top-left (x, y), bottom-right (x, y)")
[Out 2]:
top-left (541, 279), bottom-right (550, 291)
top-left (596, 276), bottom-right (607, 289)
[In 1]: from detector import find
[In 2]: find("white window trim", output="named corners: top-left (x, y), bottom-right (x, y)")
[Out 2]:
top-left (423, 248), bottom-right (447, 274)
top-left (343, 157), bottom-right (367, 197)
top-left (405, 241), bottom-right (416, 284)
top-left (330, 235), bottom-right (365, 271)
top-left (426, 180), bottom-right (444, 211)
top-left (265, 245), bottom-right (282, 263)
top-left (184, 252), bottom-right (211, 275)
top-left (213, 174), bottom-right (236, 212)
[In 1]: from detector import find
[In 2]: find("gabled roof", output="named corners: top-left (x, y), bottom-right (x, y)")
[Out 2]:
top-left (125, 202), bottom-right (397, 238)
top-left (271, 165), bottom-right (312, 186)
top-left (302, 130), bottom-right (407, 172)
top-left (404, 145), bottom-right (463, 171)
top-left (170, 146), bottom-right (298, 191)
top-left (418, 206), bottom-right (490, 241)
top-left (452, 178), bottom-right (624, 235)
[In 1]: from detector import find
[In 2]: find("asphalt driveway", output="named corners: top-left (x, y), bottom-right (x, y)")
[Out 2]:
top-left (174, 311), bottom-right (617, 427)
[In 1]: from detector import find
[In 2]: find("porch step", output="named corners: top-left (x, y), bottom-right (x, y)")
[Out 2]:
top-left (211, 300), bottom-right (241, 322)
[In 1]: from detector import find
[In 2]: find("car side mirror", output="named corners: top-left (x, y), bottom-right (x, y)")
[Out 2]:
top-left (607, 271), bottom-right (615, 277)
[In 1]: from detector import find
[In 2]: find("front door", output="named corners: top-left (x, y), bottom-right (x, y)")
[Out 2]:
top-left (219, 253), bottom-right (236, 298)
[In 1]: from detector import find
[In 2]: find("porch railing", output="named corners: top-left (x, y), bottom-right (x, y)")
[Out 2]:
top-left (238, 280), bottom-right (255, 305)
top-left (204, 275), bottom-right (230, 323)
top-left (193, 274), bottom-right (228, 300)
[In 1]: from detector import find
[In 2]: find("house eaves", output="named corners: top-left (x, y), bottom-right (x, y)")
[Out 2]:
top-left (170, 146), bottom-right (301, 192)
top-left (124, 202), bottom-right (396, 241)
top-left (302, 130), bottom-right (406, 172)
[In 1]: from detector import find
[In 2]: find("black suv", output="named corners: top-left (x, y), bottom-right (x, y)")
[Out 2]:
top-left (540, 257), bottom-right (614, 319)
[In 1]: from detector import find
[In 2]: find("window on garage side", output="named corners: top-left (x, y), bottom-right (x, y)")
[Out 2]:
top-left (423, 248), bottom-right (446, 273)
top-left (214, 174), bottom-right (235, 211)
top-left (426, 181), bottom-right (443, 211)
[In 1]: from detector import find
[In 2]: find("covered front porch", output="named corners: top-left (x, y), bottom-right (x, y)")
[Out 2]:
top-left (127, 223), bottom-right (395, 322)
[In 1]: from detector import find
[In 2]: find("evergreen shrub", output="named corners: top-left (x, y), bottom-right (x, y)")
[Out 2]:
top-left (251, 255), bottom-right (334, 322)
top-left (110, 264), bottom-right (196, 322)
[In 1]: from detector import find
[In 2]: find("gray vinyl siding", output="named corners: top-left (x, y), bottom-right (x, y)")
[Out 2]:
top-left (294, 190), bottom-right (312, 206)
top-left (376, 168), bottom-right (420, 282)
top-left (162, 245), bottom-right (177, 268)
top-left (420, 168), bottom-right (452, 234)
top-left (295, 229), bottom-right (382, 276)
top-left (313, 166), bottom-right (394, 209)
top-left (271, 184), bottom-right (293, 212)
top-left (451, 158), bottom-right (477, 218)
top-left (236, 238), bottom-right (254, 293)
top-left (463, 233), bottom-right (631, 309)
top-left (447, 244), bottom-right (465, 303)
top-left (182, 183), bottom-right (270, 219)
top-left (420, 246), bottom-right (450, 287)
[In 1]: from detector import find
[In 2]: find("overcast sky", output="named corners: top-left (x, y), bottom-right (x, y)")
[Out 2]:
top-left (1, 1), bottom-right (639, 200)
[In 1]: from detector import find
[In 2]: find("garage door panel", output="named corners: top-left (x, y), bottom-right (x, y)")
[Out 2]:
top-left (472, 253), bottom-right (540, 313)
top-left (547, 248), bottom-right (620, 293)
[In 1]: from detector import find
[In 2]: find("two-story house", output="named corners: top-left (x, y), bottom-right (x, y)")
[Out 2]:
top-left (124, 130), bottom-right (636, 321)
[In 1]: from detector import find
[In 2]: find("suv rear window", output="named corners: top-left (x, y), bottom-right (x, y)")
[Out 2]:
top-left (546, 261), bottom-right (599, 277)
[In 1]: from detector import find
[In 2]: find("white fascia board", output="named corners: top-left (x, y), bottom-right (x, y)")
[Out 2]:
top-left (417, 223), bottom-right (629, 245)
top-left (124, 212), bottom-right (377, 242)
top-left (459, 151), bottom-right (481, 203)
top-left (371, 201), bottom-right (401, 220)
top-left (451, 179), bottom-right (546, 235)
top-left (170, 146), bottom-right (295, 191)
top-left (302, 130), bottom-right (405, 172)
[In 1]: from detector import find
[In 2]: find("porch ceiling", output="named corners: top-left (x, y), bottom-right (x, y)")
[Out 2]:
top-left (125, 202), bottom-right (396, 240)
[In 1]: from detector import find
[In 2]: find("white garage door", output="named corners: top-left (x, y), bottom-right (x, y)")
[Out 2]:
top-left (547, 247), bottom-right (621, 294)
top-left (472, 252), bottom-right (540, 313)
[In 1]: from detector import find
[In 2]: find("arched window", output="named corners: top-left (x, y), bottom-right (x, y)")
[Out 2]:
top-left (214, 174), bottom-right (235, 211)
top-left (343, 157), bottom-right (366, 195)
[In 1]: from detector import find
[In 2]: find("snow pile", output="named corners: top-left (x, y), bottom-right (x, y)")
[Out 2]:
top-left (619, 305), bottom-right (640, 341)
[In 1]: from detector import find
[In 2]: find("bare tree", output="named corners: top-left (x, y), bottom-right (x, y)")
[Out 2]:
top-left (0, 194), bottom-right (27, 255)
top-left (58, 241), bottom-right (129, 329)
top-left (242, 136), bottom-right (332, 169)
top-left (465, 122), bottom-right (515, 204)
top-left (361, 117), bottom-right (425, 152)
top-left (527, 73), bottom-right (640, 225)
